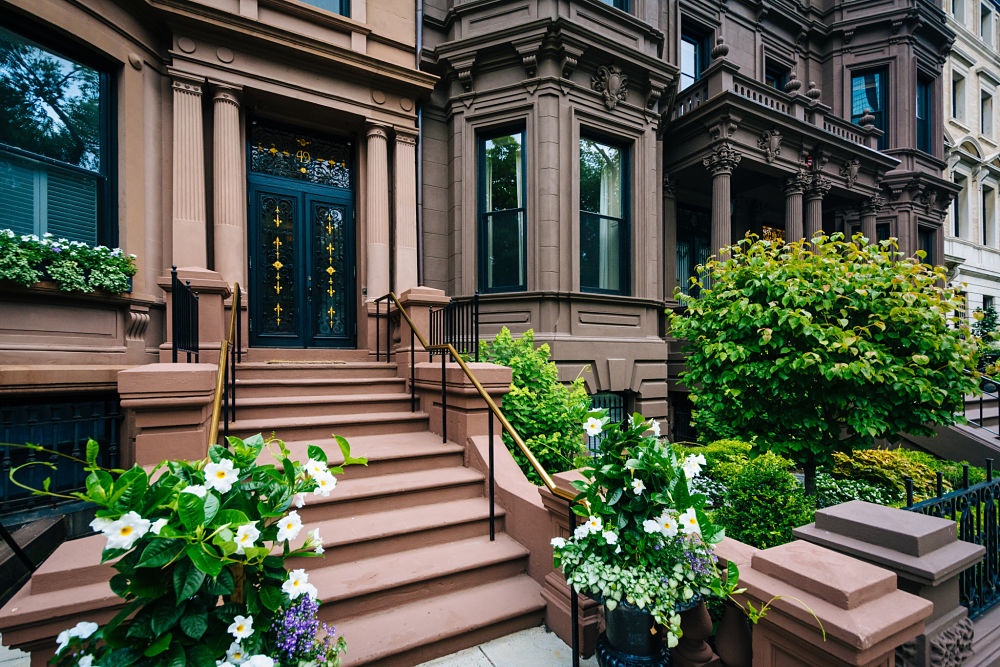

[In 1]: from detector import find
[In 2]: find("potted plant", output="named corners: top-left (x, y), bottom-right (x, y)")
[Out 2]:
top-left (0, 230), bottom-right (136, 294)
top-left (10, 433), bottom-right (363, 666)
top-left (552, 411), bottom-right (738, 666)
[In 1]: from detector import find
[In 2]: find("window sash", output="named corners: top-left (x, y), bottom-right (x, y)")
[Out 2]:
top-left (851, 69), bottom-right (889, 149)
top-left (916, 79), bottom-right (932, 153)
top-left (478, 130), bottom-right (526, 293)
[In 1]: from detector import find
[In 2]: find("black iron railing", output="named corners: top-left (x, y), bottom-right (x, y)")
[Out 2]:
top-left (218, 283), bottom-right (243, 444)
top-left (171, 265), bottom-right (199, 363)
top-left (1, 395), bottom-right (121, 517)
top-left (430, 294), bottom-right (480, 361)
top-left (965, 372), bottom-right (1000, 436)
top-left (905, 463), bottom-right (999, 618)
top-left (588, 393), bottom-right (626, 455)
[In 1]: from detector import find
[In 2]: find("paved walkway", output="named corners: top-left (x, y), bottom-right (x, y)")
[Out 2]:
top-left (0, 639), bottom-right (28, 667)
top-left (417, 627), bottom-right (598, 667)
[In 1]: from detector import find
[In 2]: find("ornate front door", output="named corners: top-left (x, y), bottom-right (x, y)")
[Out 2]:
top-left (247, 122), bottom-right (355, 348)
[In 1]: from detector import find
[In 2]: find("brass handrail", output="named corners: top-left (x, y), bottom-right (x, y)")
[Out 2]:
top-left (208, 283), bottom-right (241, 450)
top-left (380, 292), bottom-right (576, 503)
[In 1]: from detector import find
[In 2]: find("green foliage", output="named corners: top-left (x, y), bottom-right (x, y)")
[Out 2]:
top-left (813, 472), bottom-right (902, 508)
top-left (0, 230), bottom-right (136, 294)
top-left (554, 411), bottom-right (735, 648)
top-left (672, 439), bottom-right (752, 479)
top-left (480, 327), bottom-right (590, 483)
top-left (713, 452), bottom-right (815, 550)
top-left (893, 448), bottom-right (987, 489)
top-left (16, 434), bottom-right (365, 666)
top-left (974, 306), bottom-right (999, 339)
top-left (669, 234), bottom-right (980, 490)
top-left (829, 448), bottom-right (947, 498)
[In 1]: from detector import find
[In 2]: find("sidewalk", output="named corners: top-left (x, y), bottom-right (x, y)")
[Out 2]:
top-left (417, 627), bottom-right (598, 667)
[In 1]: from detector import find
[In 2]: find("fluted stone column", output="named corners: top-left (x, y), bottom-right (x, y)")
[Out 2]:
top-left (702, 144), bottom-right (742, 256)
top-left (784, 172), bottom-right (807, 242)
top-left (365, 124), bottom-right (390, 300)
top-left (663, 174), bottom-right (678, 298)
top-left (212, 84), bottom-right (244, 286)
top-left (859, 193), bottom-right (886, 244)
top-left (394, 130), bottom-right (418, 294)
top-left (804, 175), bottom-right (832, 239)
top-left (171, 74), bottom-right (207, 268)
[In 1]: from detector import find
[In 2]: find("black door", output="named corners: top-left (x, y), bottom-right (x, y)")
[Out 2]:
top-left (247, 123), bottom-right (355, 348)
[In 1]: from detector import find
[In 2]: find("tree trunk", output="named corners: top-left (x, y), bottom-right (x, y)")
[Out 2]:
top-left (803, 461), bottom-right (817, 496)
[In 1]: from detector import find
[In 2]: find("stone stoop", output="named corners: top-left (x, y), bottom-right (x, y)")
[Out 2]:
top-left (0, 360), bottom-right (544, 666)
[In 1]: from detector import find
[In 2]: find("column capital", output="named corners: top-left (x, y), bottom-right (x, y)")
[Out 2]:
top-left (394, 129), bottom-right (418, 146)
top-left (210, 82), bottom-right (242, 107)
top-left (702, 143), bottom-right (742, 176)
top-left (805, 174), bottom-right (832, 199)
top-left (861, 192), bottom-right (887, 214)
top-left (783, 170), bottom-right (809, 196)
top-left (170, 71), bottom-right (205, 96)
top-left (366, 124), bottom-right (390, 141)
top-left (663, 173), bottom-right (676, 199)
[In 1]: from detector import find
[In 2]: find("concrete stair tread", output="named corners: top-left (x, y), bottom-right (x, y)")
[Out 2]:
top-left (313, 534), bottom-right (527, 602)
top-left (237, 361), bottom-right (397, 370)
top-left (334, 576), bottom-right (544, 667)
top-left (327, 466), bottom-right (483, 503)
top-left (235, 377), bottom-right (404, 387)
top-left (302, 497), bottom-right (502, 548)
top-left (280, 431), bottom-right (462, 463)
top-left (230, 410), bottom-right (429, 431)
top-left (236, 392), bottom-right (413, 408)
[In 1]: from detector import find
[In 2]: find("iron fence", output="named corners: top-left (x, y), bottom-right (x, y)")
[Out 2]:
top-left (904, 464), bottom-right (1000, 618)
top-left (430, 294), bottom-right (480, 361)
top-left (965, 372), bottom-right (1000, 436)
top-left (588, 392), bottom-right (626, 454)
top-left (171, 265), bottom-right (200, 362)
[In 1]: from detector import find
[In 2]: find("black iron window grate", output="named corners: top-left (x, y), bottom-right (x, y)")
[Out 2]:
top-left (588, 392), bottom-right (626, 455)
top-left (1, 394), bottom-right (121, 517)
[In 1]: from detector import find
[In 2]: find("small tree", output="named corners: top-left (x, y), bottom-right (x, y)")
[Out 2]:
top-left (669, 234), bottom-right (980, 494)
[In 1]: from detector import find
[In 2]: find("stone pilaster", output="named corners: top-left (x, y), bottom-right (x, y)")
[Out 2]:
top-left (212, 84), bottom-right (244, 287)
top-left (804, 174), bottom-right (832, 239)
top-left (784, 172), bottom-right (808, 242)
top-left (703, 144), bottom-right (742, 256)
top-left (365, 124), bottom-right (390, 300)
top-left (663, 173), bottom-right (678, 299)
top-left (394, 130), bottom-right (418, 294)
top-left (171, 74), bottom-right (207, 268)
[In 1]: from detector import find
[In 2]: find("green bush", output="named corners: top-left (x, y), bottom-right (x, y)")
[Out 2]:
top-left (829, 449), bottom-right (947, 498)
top-left (0, 230), bottom-right (136, 293)
top-left (713, 452), bottom-right (815, 550)
top-left (672, 439), bottom-right (752, 480)
top-left (480, 327), bottom-right (590, 484)
top-left (895, 448), bottom-right (987, 489)
top-left (814, 472), bottom-right (902, 508)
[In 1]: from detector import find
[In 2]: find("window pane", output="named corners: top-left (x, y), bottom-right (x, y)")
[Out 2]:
top-left (580, 137), bottom-right (627, 294)
top-left (680, 39), bottom-right (697, 89)
top-left (299, 0), bottom-right (349, 16)
top-left (483, 210), bottom-right (525, 291)
top-left (917, 79), bottom-right (932, 153)
top-left (0, 27), bottom-right (101, 171)
top-left (919, 228), bottom-right (934, 265)
top-left (851, 69), bottom-right (888, 148)
top-left (484, 134), bottom-right (523, 211)
top-left (580, 138), bottom-right (622, 217)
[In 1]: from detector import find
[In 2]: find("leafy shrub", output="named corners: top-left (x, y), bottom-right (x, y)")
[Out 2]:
top-left (0, 229), bottom-right (136, 294)
top-left (829, 449), bottom-right (947, 498)
top-left (713, 452), bottom-right (815, 550)
top-left (480, 327), bottom-right (590, 484)
top-left (814, 472), bottom-right (902, 509)
top-left (673, 439), bottom-right (752, 480)
top-left (895, 448), bottom-right (987, 489)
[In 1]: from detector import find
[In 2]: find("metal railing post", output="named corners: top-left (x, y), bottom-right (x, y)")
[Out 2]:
top-left (376, 298), bottom-right (381, 362)
top-left (410, 328), bottom-right (416, 413)
top-left (489, 412), bottom-right (495, 541)
top-left (441, 350), bottom-right (447, 444)
top-left (569, 501), bottom-right (580, 667)
top-left (474, 292), bottom-right (480, 362)
top-left (171, 266), bottom-right (178, 363)
top-left (386, 299), bottom-right (391, 361)
top-left (192, 289), bottom-right (199, 363)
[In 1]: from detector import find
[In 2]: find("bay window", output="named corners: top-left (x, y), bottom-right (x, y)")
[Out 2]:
top-left (478, 129), bottom-right (526, 292)
top-left (580, 136), bottom-right (629, 295)
top-left (851, 68), bottom-right (889, 149)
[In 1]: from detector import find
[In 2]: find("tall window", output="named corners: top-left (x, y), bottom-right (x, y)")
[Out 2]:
top-left (680, 25), bottom-right (710, 90)
top-left (580, 136), bottom-right (628, 295)
top-left (765, 62), bottom-right (789, 90)
top-left (984, 186), bottom-right (996, 247)
top-left (982, 90), bottom-right (994, 136)
top-left (955, 174), bottom-right (967, 237)
top-left (0, 26), bottom-right (110, 244)
top-left (851, 69), bottom-right (888, 149)
top-left (916, 78), bottom-right (933, 153)
top-left (919, 227), bottom-right (935, 265)
top-left (301, 0), bottom-right (349, 16)
top-left (982, 4), bottom-right (994, 44)
top-left (478, 130), bottom-right (526, 293)
top-left (954, 73), bottom-right (967, 122)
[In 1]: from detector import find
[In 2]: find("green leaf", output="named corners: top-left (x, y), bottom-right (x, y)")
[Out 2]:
top-left (179, 611), bottom-right (207, 640)
top-left (173, 559), bottom-right (206, 602)
top-left (213, 509), bottom-right (250, 528)
top-left (606, 487), bottom-right (623, 506)
top-left (86, 439), bottom-right (99, 466)
top-left (143, 631), bottom-right (172, 657)
top-left (259, 584), bottom-right (282, 611)
top-left (178, 493), bottom-right (205, 530)
top-left (307, 444), bottom-right (328, 464)
top-left (185, 543), bottom-right (223, 577)
top-left (203, 493), bottom-right (221, 525)
top-left (204, 568), bottom-right (235, 595)
top-left (151, 601), bottom-right (185, 635)
top-left (137, 539), bottom-right (184, 569)
top-left (336, 434), bottom-right (368, 466)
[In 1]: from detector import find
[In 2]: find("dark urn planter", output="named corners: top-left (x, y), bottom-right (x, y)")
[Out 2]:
top-left (596, 601), bottom-right (671, 667)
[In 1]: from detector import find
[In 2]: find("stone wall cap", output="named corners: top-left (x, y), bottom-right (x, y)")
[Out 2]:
top-left (794, 522), bottom-right (985, 586)
top-left (713, 537), bottom-right (758, 569)
top-left (118, 363), bottom-right (218, 394)
top-left (814, 500), bottom-right (957, 556)
top-left (156, 268), bottom-right (231, 295)
top-left (751, 540), bottom-right (896, 610)
top-left (397, 286), bottom-right (450, 306)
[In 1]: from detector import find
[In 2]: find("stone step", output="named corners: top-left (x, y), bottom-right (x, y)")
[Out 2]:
top-left (332, 575), bottom-right (544, 667)
top-left (235, 361), bottom-right (398, 380)
top-left (228, 410), bottom-right (429, 441)
top-left (277, 432), bottom-right (463, 480)
top-left (244, 348), bottom-right (372, 363)
top-left (235, 392), bottom-right (414, 420)
top-left (235, 376), bottom-right (407, 398)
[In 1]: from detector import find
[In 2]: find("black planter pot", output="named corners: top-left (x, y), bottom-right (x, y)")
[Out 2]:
top-left (595, 601), bottom-right (671, 667)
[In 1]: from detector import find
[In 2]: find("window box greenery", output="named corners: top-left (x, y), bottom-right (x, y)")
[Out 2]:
top-left (0, 229), bottom-right (136, 295)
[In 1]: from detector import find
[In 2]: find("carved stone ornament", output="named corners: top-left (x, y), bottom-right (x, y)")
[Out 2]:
top-left (896, 617), bottom-right (974, 667)
top-left (784, 71), bottom-right (803, 94)
top-left (758, 129), bottom-right (782, 163)
top-left (702, 143), bottom-right (742, 176)
top-left (865, 192), bottom-right (887, 213)
top-left (663, 173), bottom-right (676, 198)
top-left (592, 65), bottom-right (629, 111)
top-left (807, 174), bottom-right (833, 197)
top-left (840, 159), bottom-right (860, 188)
top-left (784, 170), bottom-right (810, 194)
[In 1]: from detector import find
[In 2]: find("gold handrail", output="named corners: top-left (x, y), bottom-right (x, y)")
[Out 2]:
top-left (380, 292), bottom-right (576, 503)
top-left (208, 283), bottom-right (241, 450)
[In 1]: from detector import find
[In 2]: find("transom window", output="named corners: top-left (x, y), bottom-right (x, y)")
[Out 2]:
top-left (478, 129), bottom-right (526, 293)
top-left (851, 68), bottom-right (889, 149)
top-left (580, 136), bottom-right (629, 295)
top-left (0, 26), bottom-right (110, 244)
top-left (300, 0), bottom-right (350, 17)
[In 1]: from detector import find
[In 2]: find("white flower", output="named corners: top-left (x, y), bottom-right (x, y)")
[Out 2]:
top-left (602, 530), bottom-right (618, 545)
top-left (244, 656), bottom-right (275, 667)
top-left (550, 537), bottom-right (567, 549)
top-left (659, 512), bottom-right (679, 538)
top-left (647, 419), bottom-right (661, 438)
top-left (182, 484), bottom-right (208, 498)
top-left (78, 655), bottom-right (94, 667)
top-left (234, 523), bottom-right (261, 555)
top-left (89, 516), bottom-right (114, 533)
top-left (682, 454), bottom-right (707, 480)
top-left (104, 511), bottom-right (151, 550)
top-left (300, 582), bottom-right (319, 599)
top-left (631, 478), bottom-right (645, 495)
top-left (583, 416), bottom-right (605, 437)
top-left (584, 515), bottom-right (603, 534)
top-left (204, 459), bottom-right (240, 494)
top-left (294, 493), bottom-right (307, 508)
top-left (150, 518), bottom-right (168, 535)
top-left (227, 614), bottom-right (254, 640)
top-left (226, 641), bottom-right (247, 664)
top-left (305, 458), bottom-right (328, 479)
top-left (312, 470), bottom-right (337, 497)
top-left (276, 510), bottom-right (303, 542)
top-left (678, 508), bottom-right (700, 535)
top-left (284, 568), bottom-right (318, 600)
top-left (72, 621), bottom-right (99, 640)
top-left (642, 519), bottom-right (662, 534)
top-left (218, 662), bottom-right (237, 667)
top-left (573, 524), bottom-right (590, 540)
top-left (304, 528), bottom-right (324, 554)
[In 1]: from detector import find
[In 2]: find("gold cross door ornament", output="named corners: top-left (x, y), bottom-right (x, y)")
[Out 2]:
top-left (328, 306), bottom-right (335, 329)
top-left (272, 237), bottom-right (283, 294)
top-left (274, 303), bottom-right (283, 326)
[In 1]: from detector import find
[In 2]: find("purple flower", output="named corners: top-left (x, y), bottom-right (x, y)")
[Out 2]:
top-left (270, 594), bottom-right (340, 664)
